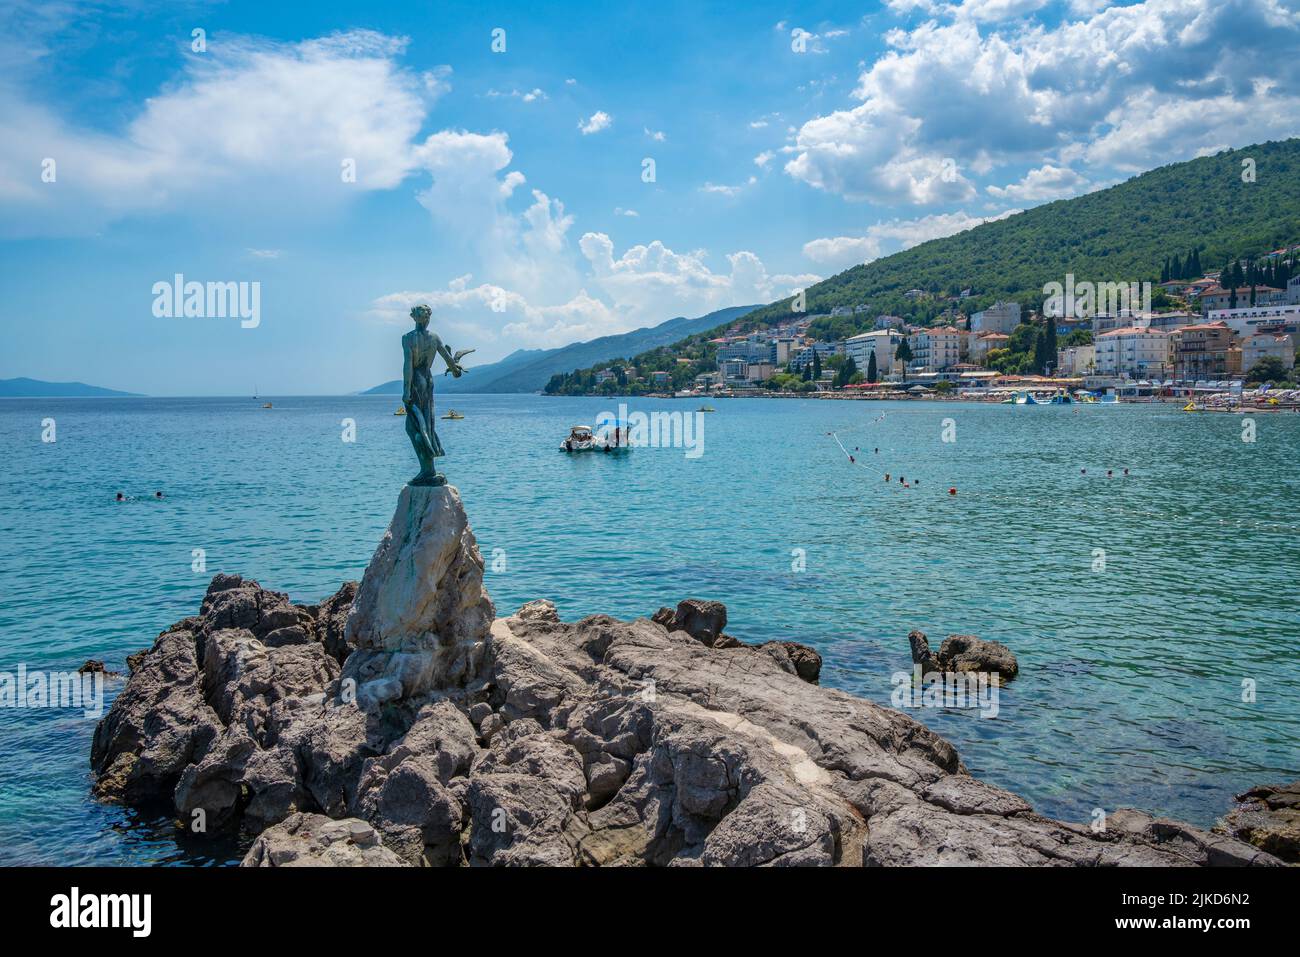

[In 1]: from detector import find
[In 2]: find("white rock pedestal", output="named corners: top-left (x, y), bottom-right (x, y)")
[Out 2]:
top-left (341, 484), bottom-right (494, 709)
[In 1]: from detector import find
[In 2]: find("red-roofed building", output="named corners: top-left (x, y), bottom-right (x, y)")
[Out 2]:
top-left (906, 325), bottom-right (966, 372)
top-left (1172, 321), bottom-right (1241, 380)
top-left (1199, 285), bottom-right (1286, 311)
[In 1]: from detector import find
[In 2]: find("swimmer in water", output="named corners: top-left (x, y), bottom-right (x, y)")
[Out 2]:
top-left (154, 491), bottom-right (164, 499)
top-left (116, 492), bottom-right (124, 502)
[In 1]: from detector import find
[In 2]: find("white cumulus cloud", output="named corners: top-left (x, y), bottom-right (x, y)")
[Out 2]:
top-left (579, 111), bottom-right (612, 135)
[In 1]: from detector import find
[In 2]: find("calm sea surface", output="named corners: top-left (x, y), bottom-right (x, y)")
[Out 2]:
top-left (1, 394), bottom-right (1298, 864)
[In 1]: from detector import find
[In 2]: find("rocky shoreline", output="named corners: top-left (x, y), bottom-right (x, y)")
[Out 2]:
top-left (90, 485), bottom-right (1291, 866)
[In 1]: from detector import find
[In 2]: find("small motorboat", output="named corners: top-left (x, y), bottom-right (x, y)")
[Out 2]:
top-left (698, 404), bottom-right (716, 413)
top-left (440, 410), bottom-right (464, 420)
top-left (561, 424), bottom-right (630, 454)
top-left (561, 425), bottom-right (597, 452)
top-left (394, 406), bottom-right (406, 416)
top-left (262, 402), bottom-right (273, 409)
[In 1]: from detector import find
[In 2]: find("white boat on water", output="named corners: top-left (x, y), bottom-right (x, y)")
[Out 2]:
top-left (560, 424), bottom-right (630, 454)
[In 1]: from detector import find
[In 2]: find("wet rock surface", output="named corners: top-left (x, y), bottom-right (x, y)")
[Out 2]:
top-left (90, 486), bottom-right (1279, 867)
top-left (1216, 781), bottom-right (1300, 863)
top-left (909, 629), bottom-right (1018, 683)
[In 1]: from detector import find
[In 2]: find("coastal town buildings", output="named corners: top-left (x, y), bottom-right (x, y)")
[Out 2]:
top-left (1094, 326), bottom-right (1173, 379)
top-left (641, 254), bottom-right (1298, 398)
top-left (770, 337), bottom-right (798, 365)
top-left (846, 330), bottom-right (903, 377)
top-left (719, 337), bottom-right (774, 364)
top-left (1198, 285), bottom-right (1287, 311)
top-left (907, 326), bottom-right (965, 372)
top-left (1144, 311), bottom-right (1196, 332)
top-left (1056, 343), bottom-right (1096, 376)
top-left (789, 341), bottom-right (844, 371)
top-left (1172, 321), bottom-right (1241, 380)
top-left (1242, 333), bottom-right (1296, 373)
top-left (970, 301), bottom-right (1021, 335)
top-left (969, 332), bottom-right (1010, 365)
top-left (1208, 303), bottom-right (1300, 336)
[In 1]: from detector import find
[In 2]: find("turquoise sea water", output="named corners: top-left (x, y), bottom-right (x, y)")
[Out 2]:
top-left (1, 394), bottom-right (1298, 865)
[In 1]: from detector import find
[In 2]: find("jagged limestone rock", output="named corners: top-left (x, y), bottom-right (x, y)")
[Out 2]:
top-left (91, 493), bottom-right (1280, 868)
top-left (241, 813), bottom-right (409, 867)
top-left (341, 484), bottom-right (494, 709)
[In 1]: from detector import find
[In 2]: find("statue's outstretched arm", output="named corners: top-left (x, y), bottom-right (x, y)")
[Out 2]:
top-left (437, 339), bottom-right (464, 378)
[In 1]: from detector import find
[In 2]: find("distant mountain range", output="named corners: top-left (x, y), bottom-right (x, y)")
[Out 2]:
top-left (363, 304), bottom-right (760, 395)
top-left (0, 377), bottom-right (141, 397)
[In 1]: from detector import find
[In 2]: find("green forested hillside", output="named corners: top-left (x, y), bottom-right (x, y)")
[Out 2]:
top-left (548, 138), bottom-right (1300, 393)
top-left (760, 138), bottom-right (1300, 340)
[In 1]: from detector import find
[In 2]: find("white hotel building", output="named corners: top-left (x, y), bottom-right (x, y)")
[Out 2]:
top-left (846, 330), bottom-right (903, 377)
top-left (1242, 333), bottom-right (1296, 373)
top-left (1093, 326), bottom-right (1173, 378)
top-left (906, 326), bottom-right (965, 372)
top-left (1206, 302), bottom-right (1300, 336)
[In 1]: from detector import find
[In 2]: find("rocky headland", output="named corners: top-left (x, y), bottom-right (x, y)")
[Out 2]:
top-left (90, 485), bottom-right (1289, 866)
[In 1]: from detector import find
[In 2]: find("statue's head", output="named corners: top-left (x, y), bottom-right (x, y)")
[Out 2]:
top-left (410, 304), bottom-right (432, 328)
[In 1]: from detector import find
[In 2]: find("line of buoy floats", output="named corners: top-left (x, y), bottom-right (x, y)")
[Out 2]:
top-left (827, 431), bottom-right (959, 495)
top-left (828, 430), bottom-right (1139, 496)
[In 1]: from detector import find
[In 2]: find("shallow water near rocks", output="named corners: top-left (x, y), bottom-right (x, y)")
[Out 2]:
top-left (1, 394), bottom-right (1297, 864)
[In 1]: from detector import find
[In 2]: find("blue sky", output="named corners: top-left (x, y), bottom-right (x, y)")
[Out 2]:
top-left (1, 0), bottom-right (1298, 394)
